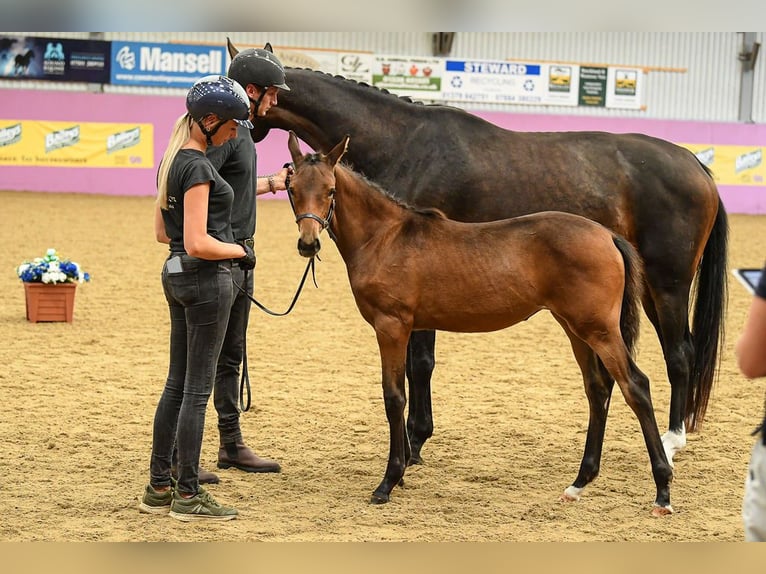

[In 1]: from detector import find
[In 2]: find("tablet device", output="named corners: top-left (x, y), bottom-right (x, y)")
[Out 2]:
top-left (732, 268), bottom-right (762, 295)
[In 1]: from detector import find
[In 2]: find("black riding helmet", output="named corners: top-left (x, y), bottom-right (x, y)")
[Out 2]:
top-left (227, 44), bottom-right (291, 92)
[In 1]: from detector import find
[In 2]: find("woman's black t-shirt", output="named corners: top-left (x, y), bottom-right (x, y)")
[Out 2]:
top-left (161, 149), bottom-right (235, 253)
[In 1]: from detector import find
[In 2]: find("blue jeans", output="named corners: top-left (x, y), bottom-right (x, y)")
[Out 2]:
top-left (149, 254), bottom-right (233, 495)
top-left (214, 265), bottom-right (253, 445)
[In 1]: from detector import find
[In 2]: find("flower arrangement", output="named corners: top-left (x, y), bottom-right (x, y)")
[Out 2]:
top-left (16, 248), bottom-right (90, 284)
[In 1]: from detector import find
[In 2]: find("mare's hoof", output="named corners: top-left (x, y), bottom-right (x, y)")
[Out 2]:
top-left (408, 453), bottom-right (423, 466)
top-left (559, 485), bottom-right (583, 502)
top-left (651, 504), bottom-right (673, 517)
top-left (397, 477), bottom-right (405, 487)
top-left (370, 491), bottom-right (390, 504)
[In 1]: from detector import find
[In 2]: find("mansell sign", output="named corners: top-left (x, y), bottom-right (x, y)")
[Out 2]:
top-left (110, 41), bottom-right (226, 88)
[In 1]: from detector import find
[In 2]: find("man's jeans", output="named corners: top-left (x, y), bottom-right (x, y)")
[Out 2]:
top-left (214, 264), bottom-right (253, 445)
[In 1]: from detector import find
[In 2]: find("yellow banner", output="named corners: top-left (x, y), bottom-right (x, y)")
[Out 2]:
top-left (680, 143), bottom-right (765, 186)
top-left (0, 120), bottom-right (154, 168)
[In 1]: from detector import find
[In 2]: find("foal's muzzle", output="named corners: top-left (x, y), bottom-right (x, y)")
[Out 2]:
top-left (297, 236), bottom-right (321, 258)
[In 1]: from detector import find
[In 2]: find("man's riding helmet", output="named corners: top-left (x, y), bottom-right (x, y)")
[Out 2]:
top-left (186, 74), bottom-right (253, 145)
top-left (227, 46), bottom-right (291, 92)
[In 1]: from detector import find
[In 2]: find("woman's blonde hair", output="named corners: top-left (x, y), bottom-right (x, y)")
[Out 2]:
top-left (156, 114), bottom-right (193, 209)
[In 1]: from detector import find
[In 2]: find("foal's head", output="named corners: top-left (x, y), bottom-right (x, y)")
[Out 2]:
top-left (287, 130), bottom-right (349, 258)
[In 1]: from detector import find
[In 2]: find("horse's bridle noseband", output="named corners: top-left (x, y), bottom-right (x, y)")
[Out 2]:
top-left (285, 162), bottom-right (337, 241)
top-left (292, 189), bottom-right (335, 231)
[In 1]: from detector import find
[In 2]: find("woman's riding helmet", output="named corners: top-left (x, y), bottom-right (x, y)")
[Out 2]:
top-left (227, 47), bottom-right (291, 91)
top-left (185, 74), bottom-right (254, 129)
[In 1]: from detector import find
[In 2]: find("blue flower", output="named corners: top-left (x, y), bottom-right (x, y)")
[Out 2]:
top-left (16, 248), bottom-right (91, 284)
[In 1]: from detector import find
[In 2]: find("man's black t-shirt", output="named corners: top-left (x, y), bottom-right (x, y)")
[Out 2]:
top-left (206, 126), bottom-right (256, 241)
top-left (162, 149), bottom-right (235, 253)
top-left (756, 264), bottom-right (766, 443)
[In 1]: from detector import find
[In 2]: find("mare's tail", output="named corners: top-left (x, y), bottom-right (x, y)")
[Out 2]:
top-left (686, 195), bottom-right (729, 431)
top-left (612, 234), bottom-right (644, 356)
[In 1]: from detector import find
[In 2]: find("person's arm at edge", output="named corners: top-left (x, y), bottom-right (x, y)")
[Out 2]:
top-left (737, 294), bottom-right (766, 379)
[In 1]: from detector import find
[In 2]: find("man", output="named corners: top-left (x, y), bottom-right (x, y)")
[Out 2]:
top-left (201, 44), bottom-right (292, 481)
top-left (737, 263), bottom-right (766, 541)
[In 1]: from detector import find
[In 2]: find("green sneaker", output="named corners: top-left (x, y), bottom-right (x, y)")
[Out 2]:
top-left (138, 483), bottom-right (173, 514)
top-left (168, 486), bottom-right (238, 522)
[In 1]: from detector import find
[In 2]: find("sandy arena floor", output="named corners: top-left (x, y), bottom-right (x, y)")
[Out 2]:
top-left (0, 190), bottom-right (763, 541)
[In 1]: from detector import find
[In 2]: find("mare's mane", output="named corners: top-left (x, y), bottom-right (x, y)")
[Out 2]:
top-left (287, 66), bottom-right (438, 107)
top-left (302, 152), bottom-right (446, 219)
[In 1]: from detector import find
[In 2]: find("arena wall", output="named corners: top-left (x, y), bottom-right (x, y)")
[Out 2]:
top-left (2, 88), bottom-right (765, 213)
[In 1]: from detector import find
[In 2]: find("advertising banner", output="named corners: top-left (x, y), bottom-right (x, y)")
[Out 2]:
top-left (441, 58), bottom-right (579, 107)
top-left (682, 143), bottom-right (765, 186)
top-left (371, 55), bottom-right (443, 100)
top-left (0, 119), bottom-right (154, 168)
top-left (110, 41), bottom-right (226, 88)
top-left (0, 35), bottom-right (110, 83)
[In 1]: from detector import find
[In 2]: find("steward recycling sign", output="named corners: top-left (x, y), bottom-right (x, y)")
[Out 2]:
top-left (110, 41), bottom-right (227, 88)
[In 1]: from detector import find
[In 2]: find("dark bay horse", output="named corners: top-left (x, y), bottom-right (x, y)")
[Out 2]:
top-left (230, 41), bottom-right (728, 467)
top-left (286, 131), bottom-right (673, 515)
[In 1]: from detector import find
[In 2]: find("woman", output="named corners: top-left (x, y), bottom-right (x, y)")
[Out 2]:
top-left (139, 75), bottom-right (256, 522)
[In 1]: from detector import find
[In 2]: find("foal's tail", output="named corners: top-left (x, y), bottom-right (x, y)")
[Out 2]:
top-left (612, 234), bottom-right (644, 357)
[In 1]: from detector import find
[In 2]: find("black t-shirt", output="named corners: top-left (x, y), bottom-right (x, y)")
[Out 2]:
top-left (756, 263), bottom-right (766, 443)
top-left (206, 125), bottom-right (257, 240)
top-left (161, 149), bottom-right (235, 253)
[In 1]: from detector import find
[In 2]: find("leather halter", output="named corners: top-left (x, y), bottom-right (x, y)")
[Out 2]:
top-left (287, 175), bottom-right (337, 242)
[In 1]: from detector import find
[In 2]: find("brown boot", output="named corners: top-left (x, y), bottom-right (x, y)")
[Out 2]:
top-left (171, 465), bottom-right (220, 485)
top-left (217, 442), bottom-right (281, 473)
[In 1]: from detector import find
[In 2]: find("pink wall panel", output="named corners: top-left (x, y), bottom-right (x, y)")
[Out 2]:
top-left (2, 89), bottom-right (765, 213)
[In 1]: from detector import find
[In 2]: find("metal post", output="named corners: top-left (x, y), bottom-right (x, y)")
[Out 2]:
top-left (738, 32), bottom-right (760, 124)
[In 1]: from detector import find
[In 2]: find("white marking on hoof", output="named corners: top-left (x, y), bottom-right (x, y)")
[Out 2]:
top-left (560, 485), bottom-right (583, 502)
top-left (651, 504), bottom-right (673, 517)
top-left (661, 424), bottom-right (686, 467)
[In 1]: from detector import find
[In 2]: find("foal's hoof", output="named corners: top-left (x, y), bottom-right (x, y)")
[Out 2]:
top-left (408, 453), bottom-right (423, 465)
top-left (651, 504), bottom-right (673, 517)
top-left (370, 491), bottom-right (390, 505)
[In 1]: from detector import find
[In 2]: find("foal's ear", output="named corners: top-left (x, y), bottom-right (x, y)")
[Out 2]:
top-left (287, 130), bottom-right (304, 164)
top-left (226, 37), bottom-right (239, 59)
top-left (325, 135), bottom-right (349, 168)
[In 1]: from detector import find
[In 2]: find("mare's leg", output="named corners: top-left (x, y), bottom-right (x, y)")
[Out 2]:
top-left (406, 330), bottom-right (436, 465)
top-left (372, 318), bottom-right (412, 504)
top-left (591, 333), bottom-right (674, 515)
top-left (554, 321), bottom-right (615, 503)
top-left (640, 289), bottom-right (691, 465)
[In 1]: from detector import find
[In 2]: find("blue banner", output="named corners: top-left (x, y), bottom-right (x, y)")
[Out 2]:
top-left (110, 41), bottom-right (227, 88)
top-left (0, 35), bottom-right (110, 83)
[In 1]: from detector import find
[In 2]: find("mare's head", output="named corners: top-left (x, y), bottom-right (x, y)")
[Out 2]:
top-left (287, 131), bottom-right (349, 258)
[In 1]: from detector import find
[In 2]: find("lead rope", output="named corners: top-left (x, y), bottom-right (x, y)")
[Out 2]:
top-left (232, 255), bottom-right (319, 411)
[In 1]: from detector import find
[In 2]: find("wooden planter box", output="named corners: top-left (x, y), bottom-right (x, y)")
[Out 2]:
top-left (24, 282), bottom-right (77, 323)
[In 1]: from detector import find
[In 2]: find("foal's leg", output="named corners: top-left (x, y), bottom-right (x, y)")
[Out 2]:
top-left (641, 284), bottom-right (692, 464)
top-left (371, 319), bottom-right (412, 504)
top-left (555, 322), bottom-right (615, 503)
top-left (593, 335), bottom-right (674, 515)
top-left (406, 330), bottom-right (436, 465)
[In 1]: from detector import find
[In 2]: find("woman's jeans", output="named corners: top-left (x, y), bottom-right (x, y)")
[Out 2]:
top-left (149, 254), bottom-right (233, 495)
